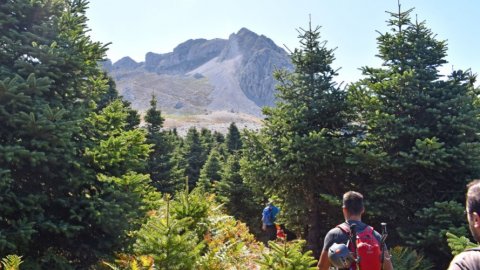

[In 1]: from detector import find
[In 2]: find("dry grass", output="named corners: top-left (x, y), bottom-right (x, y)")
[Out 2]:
top-left (162, 110), bottom-right (263, 135)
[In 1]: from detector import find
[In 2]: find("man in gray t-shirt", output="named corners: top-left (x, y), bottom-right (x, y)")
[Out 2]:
top-left (448, 180), bottom-right (480, 270)
top-left (317, 191), bottom-right (393, 270)
top-left (449, 250), bottom-right (480, 269)
top-left (322, 220), bottom-right (383, 252)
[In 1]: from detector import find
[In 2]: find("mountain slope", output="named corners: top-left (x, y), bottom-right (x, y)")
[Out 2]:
top-left (104, 28), bottom-right (292, 118)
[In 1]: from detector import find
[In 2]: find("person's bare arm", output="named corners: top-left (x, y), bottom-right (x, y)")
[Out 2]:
top-left (383, 249), bottom-right (393, 270)
top-left (317, 249), bottom-right (330, 270)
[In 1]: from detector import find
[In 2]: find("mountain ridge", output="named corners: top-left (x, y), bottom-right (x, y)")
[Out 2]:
top-left (103, 28), bottom-right (292, 121)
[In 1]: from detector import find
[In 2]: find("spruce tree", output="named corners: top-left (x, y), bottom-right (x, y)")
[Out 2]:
top-left (0, 0), bottom-right (149, 267)
top-left (197, 148), bottom-right (223, 191)
top-left (225, 122), bottom-right (243, 153)
top-left (241, 22), bottom-right (351, 256)
top-left (144, 94), bottom-right (164, 134)
top-left (213, 131), bottom-right (225, 144)
top-left (348, 4), bottom-right (480, 266)
top-left (84, 99), bottom-right (161, 253)
top-left (144, 95), bottom-right (180, 194)
top-left (183, 127), bottom-right (208, 189)
top-left (216, 154), bottom-right (260, 232)
top-left (97, 77), bottom-right (140, 130)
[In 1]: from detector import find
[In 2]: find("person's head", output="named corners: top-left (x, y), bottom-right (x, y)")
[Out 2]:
top-left (266, 198), bottom-right (274, 206)
top-left (466, 180), bottom-right (480, 242)
top-left (342, 191), bottom-right (364, 220)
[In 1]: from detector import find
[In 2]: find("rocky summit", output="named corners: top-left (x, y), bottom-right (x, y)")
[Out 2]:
top-left (103, 28), bottom-right (292, 121)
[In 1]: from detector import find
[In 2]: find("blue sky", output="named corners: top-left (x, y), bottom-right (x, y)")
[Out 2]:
top-left (86, 0), bottom-right (480, 85)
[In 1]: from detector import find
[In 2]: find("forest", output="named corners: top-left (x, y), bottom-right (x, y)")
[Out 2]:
top-left (1, 0), bottom-right (479, 269)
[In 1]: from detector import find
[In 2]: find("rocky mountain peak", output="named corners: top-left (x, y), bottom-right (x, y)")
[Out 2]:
top-left (218, 28), bottom-right (286, 64)
top-left (113, 56), bottom-right (140, 70)
top-left (144, 38), bottom-right (226, 74)
top-left (104, 28), bottom-right (293, 118)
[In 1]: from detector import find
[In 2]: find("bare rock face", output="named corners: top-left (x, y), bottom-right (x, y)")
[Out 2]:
top-left (145, 38), bottom-right (227, 74)
top-left (112, 56), bottom-right (141, 71)
top-left (104, 28), bottom-right (292, 117)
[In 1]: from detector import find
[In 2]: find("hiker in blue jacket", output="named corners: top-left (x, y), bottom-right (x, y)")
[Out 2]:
top-left (262, 199), bottom-right (279, 244)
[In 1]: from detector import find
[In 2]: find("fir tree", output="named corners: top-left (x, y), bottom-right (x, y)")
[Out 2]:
top-left (225, 122), bottom-right (243, 153)
top-left (85, 99), bottom-right (161, 250)
top-left (144, 94), bottom-right (164, 134)
top-left (0, 0), bottom-right (124, 267)
top-left (197, 147), bottom-right (223, 191)
top-left (216, 154), bottom-right (260, 232)
top-left (183, 127), bottom-right (208, 189)
top-left (348, 4), bottom-right (480, 266)
top-left (213, 131), bottom-right (225, 144)
top-left (97, 78), bottom-right (140, 130)
top-left (241, 22), bottom-right (352, 256)
top-left (144, 95), bottom-right (181, 194)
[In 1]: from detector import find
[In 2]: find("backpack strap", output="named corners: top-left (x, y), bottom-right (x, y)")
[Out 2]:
top-left (337, 223), bottom-right (375, 234)
top-left (362, 226), bottom-right (374, 235)
top-left (337, 223), bottom-right (351, 235)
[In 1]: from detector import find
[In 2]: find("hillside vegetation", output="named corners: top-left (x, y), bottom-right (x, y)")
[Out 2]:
top-left (0, 1), bottom-right (479, 269)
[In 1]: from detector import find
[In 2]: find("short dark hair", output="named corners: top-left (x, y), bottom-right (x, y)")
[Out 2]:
top-left (467, 180), bottom-right (480, 214)
top-left (343, 191), bottom-right (364, 215)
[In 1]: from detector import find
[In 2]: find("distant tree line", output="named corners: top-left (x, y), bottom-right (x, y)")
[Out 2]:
top-left (0, 0), bottom-right (478, 269)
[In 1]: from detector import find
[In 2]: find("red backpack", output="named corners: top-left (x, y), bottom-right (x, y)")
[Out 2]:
top-left (337, 223), bottom-right (382, 270)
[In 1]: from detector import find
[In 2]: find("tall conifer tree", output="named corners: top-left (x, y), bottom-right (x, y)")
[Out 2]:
top-left (0, 0), bottom-right (132, 267)
top-left (348, 5), bottom-right (480, 266)
top-left (241, 22), bottom-right (352, 256)
top-left (144, 94), bottom-right (181, 194)
top-left (183, 128), bottom-right (207, 189)
top-left (225, 122), bottom-right (243, 153)
top-left (198, 147), bottom-right (223, 191)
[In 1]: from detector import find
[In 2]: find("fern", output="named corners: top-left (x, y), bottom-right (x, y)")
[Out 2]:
top-left (102, 255), bottom-right (154, 270)
top-left (390, 246), bottom-right (434, 270)
top-left (1, 255), bottom-right (23, 270)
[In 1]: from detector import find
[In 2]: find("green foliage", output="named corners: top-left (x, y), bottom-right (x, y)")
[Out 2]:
top-left (197, 211), bottom-right (263, 270)
top-left (0, 0), bottom-right (143, 267)
top-left (256, 240), bottom-right (317, 270)
top-left (183, 128), bottom-right (208, 188)
top-left (225, 122), bottom-right (243, 153)
top-left (86, 99), bottom-right (152, 173)
top-left (390, 246), bottom-right (434, 270)
top-left (446, 232), bottom-right (477, 256)
top-left (1, 255), bottom-right (23, 270)
top-left (131, 188), bottom-right (264, 269)
top-left (347, 5), bottom-right (480, 267)
top-left (85, 99), bottom-right (161, 250)
top-left (399, 201), bottom-right (468, 261)
top-left (144, 94), bottom-right (164, 134)
top-left (144, 95), bottom-right (182, 194)
top-left (198, 148), bottom-right (223, 191)
top-left (241, 22), bottom-right (352, 255)
top-left (133, 204), bottom-right (204, 270)
top-left (87, 128), bottom-right (151, 173)
top-left (216, 154), bottom-right (261, 234)
top-left (171, 188), bottom-right (211, 240)
top-left (102, 255), bottom-right (155, 270)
